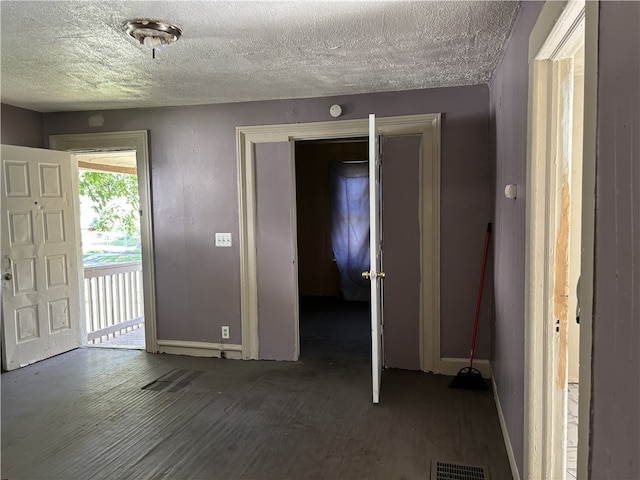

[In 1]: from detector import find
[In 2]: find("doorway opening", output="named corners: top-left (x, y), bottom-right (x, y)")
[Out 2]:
top-left (294, 138), bottom-right (370, 363)
top-left (76, 151), bottom-right (145, 350)
top-left (49, 130), bottom-right (157, 353)
top-left (524, 2), bottom-right (592, 478)
top-left (237, 114), bottom-right (440, 376)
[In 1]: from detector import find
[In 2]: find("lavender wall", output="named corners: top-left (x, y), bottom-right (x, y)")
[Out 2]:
top-left (489, 2), bottom-right (544, 475)
top-left (382, 135), bottom-right (422, 370)
top-left (255, 142), bottom-right (297, 360)
top-left (37, 86), bottom-right (492, 358)
top-left (1, 103), bottom-right (44, 148)
top-left (590, 2), bottom-right (640, 478)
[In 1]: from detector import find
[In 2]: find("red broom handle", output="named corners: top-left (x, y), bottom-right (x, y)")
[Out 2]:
top-left (469, 223), bottom-right (491, 368)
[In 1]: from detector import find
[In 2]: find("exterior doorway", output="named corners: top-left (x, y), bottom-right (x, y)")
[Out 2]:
top-left (49, 131), bottom-right (157, 353)
top-left (76, 151), bottom-right (145, 350)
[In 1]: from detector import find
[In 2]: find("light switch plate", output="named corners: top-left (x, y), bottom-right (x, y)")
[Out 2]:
top-left (215, 233), bottom-right (232, 247)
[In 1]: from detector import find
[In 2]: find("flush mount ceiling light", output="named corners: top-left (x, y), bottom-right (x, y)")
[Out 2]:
top-left (124, 19), bottom-right (182, 58)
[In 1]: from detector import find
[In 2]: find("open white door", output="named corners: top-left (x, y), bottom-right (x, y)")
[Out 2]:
top-left (364, 114), bottom-right (385, 404)
top-left (1, 145), bottom-right (82, 370)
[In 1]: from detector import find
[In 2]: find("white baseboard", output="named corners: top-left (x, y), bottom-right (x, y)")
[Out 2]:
top-left (438, 357), bottom-right (492, 379)
top-left (492, 375), bottom-right (521, 480)
top-left (156, 340), bottom-right (243, 360)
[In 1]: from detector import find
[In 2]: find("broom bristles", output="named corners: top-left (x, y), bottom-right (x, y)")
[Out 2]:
top-left (448, 366), bottom-right (488, 390)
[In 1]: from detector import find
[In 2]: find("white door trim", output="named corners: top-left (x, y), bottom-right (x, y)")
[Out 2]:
top-left (49, 131), bottom-right (157, 353)
top-left (236, 114), bottom-right (441, 372)
top-left (524, 1), bottom-right (594, 478)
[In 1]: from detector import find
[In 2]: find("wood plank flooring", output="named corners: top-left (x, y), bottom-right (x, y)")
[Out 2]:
top-left (89, 325), bottom-right (146, 350)
top-left (2, 299), bottom-right (511, 479)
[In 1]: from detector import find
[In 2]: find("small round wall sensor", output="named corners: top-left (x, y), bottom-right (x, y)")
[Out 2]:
top-left (504, 184), bottom-right (518, 199)
top-left (329, 104), bottom-right (342, 118)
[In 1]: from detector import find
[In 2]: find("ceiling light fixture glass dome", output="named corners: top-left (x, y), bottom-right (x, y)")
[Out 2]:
top-left (124, 19), bottom-right (182, 58)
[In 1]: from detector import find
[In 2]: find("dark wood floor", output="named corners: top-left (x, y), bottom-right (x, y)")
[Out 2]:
top-left (2, 299), bottom-right (511, 480)
top-left (299, 296), bottom-right (371, 363)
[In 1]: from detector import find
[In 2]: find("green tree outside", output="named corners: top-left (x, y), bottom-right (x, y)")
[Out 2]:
top-left (79, 171), bottom-right (140, 237)
top-left (79, 171), bottom-right (141, 265)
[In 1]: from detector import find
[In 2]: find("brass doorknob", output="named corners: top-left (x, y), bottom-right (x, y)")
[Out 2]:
top-left (362, 271), bottom-right (386, 280)
top-left (4, 272), bottom-right (12, 281)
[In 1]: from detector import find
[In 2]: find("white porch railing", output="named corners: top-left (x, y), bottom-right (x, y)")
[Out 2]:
top-left (83, 262), bottom-right (144, 344)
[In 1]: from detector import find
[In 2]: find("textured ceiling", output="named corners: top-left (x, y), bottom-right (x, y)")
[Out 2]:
top-left (0, 1), bottom-right (520, 113)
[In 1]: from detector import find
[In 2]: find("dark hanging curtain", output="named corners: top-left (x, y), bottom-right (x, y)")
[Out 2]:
top-left (329, 161), bottom-right (370, 302)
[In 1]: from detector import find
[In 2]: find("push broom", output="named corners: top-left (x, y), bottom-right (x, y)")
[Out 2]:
top-left (449, 222), bottom-right (491, 391)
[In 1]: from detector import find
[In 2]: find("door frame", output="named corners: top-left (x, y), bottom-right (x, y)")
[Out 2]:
top-left (524, 1), bottom-right (596, 478)
top-left (49, 131), bottom-right (157, 353)
top-left (237, 114), bottom-right (441, 371)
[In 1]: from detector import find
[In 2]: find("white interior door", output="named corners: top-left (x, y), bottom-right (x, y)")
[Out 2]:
top-left (1, 145), bottom-right (82, 370)
top-left (366, 114), bottom-right (384, 404)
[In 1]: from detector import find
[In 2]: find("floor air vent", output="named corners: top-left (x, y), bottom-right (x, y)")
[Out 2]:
top-left (432, 461), bottom-right (489, 480)
top-left (142, 369), bottom-right (204, 393)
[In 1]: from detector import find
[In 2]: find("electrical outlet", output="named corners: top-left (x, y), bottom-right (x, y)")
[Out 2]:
top-left (221, 326), bottom-right (230, 339)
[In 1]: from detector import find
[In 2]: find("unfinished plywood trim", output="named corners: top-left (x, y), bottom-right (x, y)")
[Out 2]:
top-left (439, 358), bottom-right (491, 379)
top-left (554, 174), bottom-right (571, 390)
top-left (237, 114), bottom-right (440, 367)
top-left (49, 131), bottom-right (157, 354)
top-left (156, 340), bottom-right (243, 360)
top-left (77, 161), bottom-right (136, 175)
top-left (492, 375), bottom-right (521, 480)
top-left (76, 150), bottom-right (137, 171)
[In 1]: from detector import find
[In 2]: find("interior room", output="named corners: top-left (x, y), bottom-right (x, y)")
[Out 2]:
top-left (295, 139), bottom-right (371, 362)
top-left (1, 2), bottom-right (638, 480)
